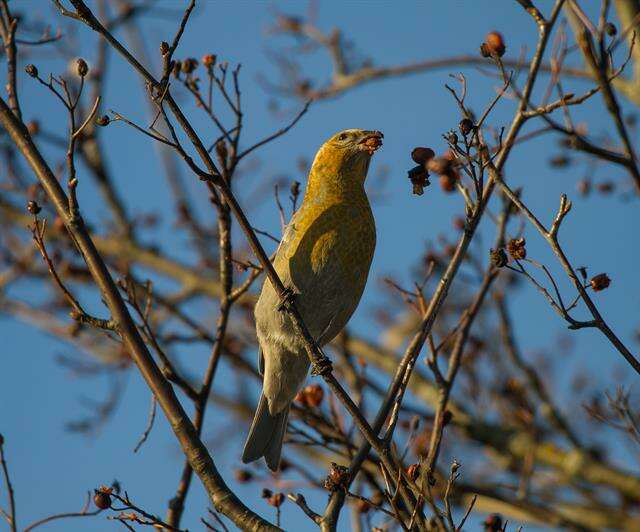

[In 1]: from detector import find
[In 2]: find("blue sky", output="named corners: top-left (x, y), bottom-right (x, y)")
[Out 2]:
top-left (2, 1), bottom-right (639, 531)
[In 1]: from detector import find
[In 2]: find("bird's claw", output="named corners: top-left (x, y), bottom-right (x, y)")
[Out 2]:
top-left (311, 355), bottom-right (333, 376)
top-left (277, 287), bottom-right (296, 312)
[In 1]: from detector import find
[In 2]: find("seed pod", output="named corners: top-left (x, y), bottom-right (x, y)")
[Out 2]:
top-left (407, 165), bottom-right (430, 196)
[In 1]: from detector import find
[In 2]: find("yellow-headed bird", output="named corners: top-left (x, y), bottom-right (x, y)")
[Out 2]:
top-left (242, 129), bottom-right (383, 470)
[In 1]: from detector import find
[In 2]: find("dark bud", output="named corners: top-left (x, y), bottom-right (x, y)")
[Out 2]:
top-left (490, 248), bottom-right (508, 268)
top-left (172, 60), bottom-right (182, 78)
top-left (95, 115), bottom-right (110, 127)
top-left (159, 41), bottom-right (170, 56)
top-left (93, 491), bottom-right (111, 510)
top-left (215, 139), bottom-right (228, 164)
top-left (181, 57), bottom-right (198, 74)
top-left (604, 22), bottom-right (617, 36)
top-left (577, 178), bottom-right (591, 197)
top-left (27, 200), bottom-right (41, 215)
top-left (324, 462), bottom-right (349, 492)
top-left (596, 180), bottom-right (615, 194)
top-left (26, 120), bottom-right (40, 136)
top-left (234, 469), bottom-right (253, 483)
top-left (459, 118), bottom-right (474, 136)
top-left (76, 58), bottom-right (89, 77)
top-left (267, 493), bottom-right (285, 508)
top-left (290, 180), bottom-right (300, 197)
top-left (407, 165), bottom-right (430, 196)
top-left (411, 147), bottom-right (435, 165)
top-left (25, 64), bottom-right (38, 78)
top-left (261, 488), bottom-right (273, 499)
top-left (549, 154), bottom-right (570, 168)
top-left (485, 31), bottom-right (506, 57)
top-left (590, 273), bottom-right (611, 292)
top-left (507, 237), bottom-right (526, 260)
top-left (484, 513), bottom-right (503, 531)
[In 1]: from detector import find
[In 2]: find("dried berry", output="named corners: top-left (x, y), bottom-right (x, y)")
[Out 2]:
top-left (604, 22), bottom-right (617, 36)
top-left (490, 248), bottom-right (508, 268)
top-left (159, 41), bottom-right (170, 55)
top-left (484, 513), bottom-right (503, 531)
top-left (261, 488), bottom-right (273, 499)
top-left (459, 118), bottom-right (474, 136)
top-left (485, 31), bottom-right (506, 57)
top-left (181, 57), bottom-right (198, 74)
top-left (324, 462), bottom-right (349, 492)
top-left (577, 178), bottom-right (591, 197)
top-left (267, 492), bottom-right (285, 508)
top-left (25, 64), bottom-right (38, 78)
top-left (76, 58), bottom-right (89, 77)
top-left (234, 469), bottom-right (253, 483)
top-left (438, 172), bottom-right (458, 193)
top-left (426, 156), bottom-right (452, 175)
top-left (411, 147), bottom-right (435, 165)
top-left (295, 383), bottom-right (324, 408)
top-left (406, 463), bottom-right (420, 481)
top-left (93, 488), bottom-right (112, 510)
top-left (590, 273), bottom-right (611, 292)
top-left (596, 181), bottom-right (615, 194)
top-left (202, 54), bottom-right (217, 67)
top-left (27, 200), bottom-right (41, 215)
top-left (507, 237), bottom-right (526, 260)
top-left (95, 115), bottom-right (110, 127)
top-left (26, 120), bottom-right (40, 136)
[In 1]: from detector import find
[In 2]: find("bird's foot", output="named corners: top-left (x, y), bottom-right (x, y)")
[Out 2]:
top-left (277, 286), bottom-right (296, 312)
top-left (311, 354), bottom-right (333, 376)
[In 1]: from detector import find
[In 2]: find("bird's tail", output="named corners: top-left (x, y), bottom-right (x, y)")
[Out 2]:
top-left (241, 394), bottom-right (289, 471)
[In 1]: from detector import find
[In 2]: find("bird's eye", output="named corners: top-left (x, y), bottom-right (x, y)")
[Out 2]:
top-left (338, 133), bottom-right (348, 141)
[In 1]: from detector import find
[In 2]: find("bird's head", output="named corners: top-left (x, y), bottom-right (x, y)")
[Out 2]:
top-left (325, 129), bottom-right (384, 158)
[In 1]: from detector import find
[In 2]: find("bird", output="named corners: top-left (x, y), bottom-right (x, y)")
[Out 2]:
top-left (242, 128), bottom-right (383, 471)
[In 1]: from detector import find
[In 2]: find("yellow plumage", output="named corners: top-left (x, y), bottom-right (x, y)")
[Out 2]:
top-left (242, 128), bottom-right (382, 470)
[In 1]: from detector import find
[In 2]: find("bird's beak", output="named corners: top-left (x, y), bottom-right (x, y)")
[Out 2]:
top-left (358, 130), bottom-right (384, 155)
